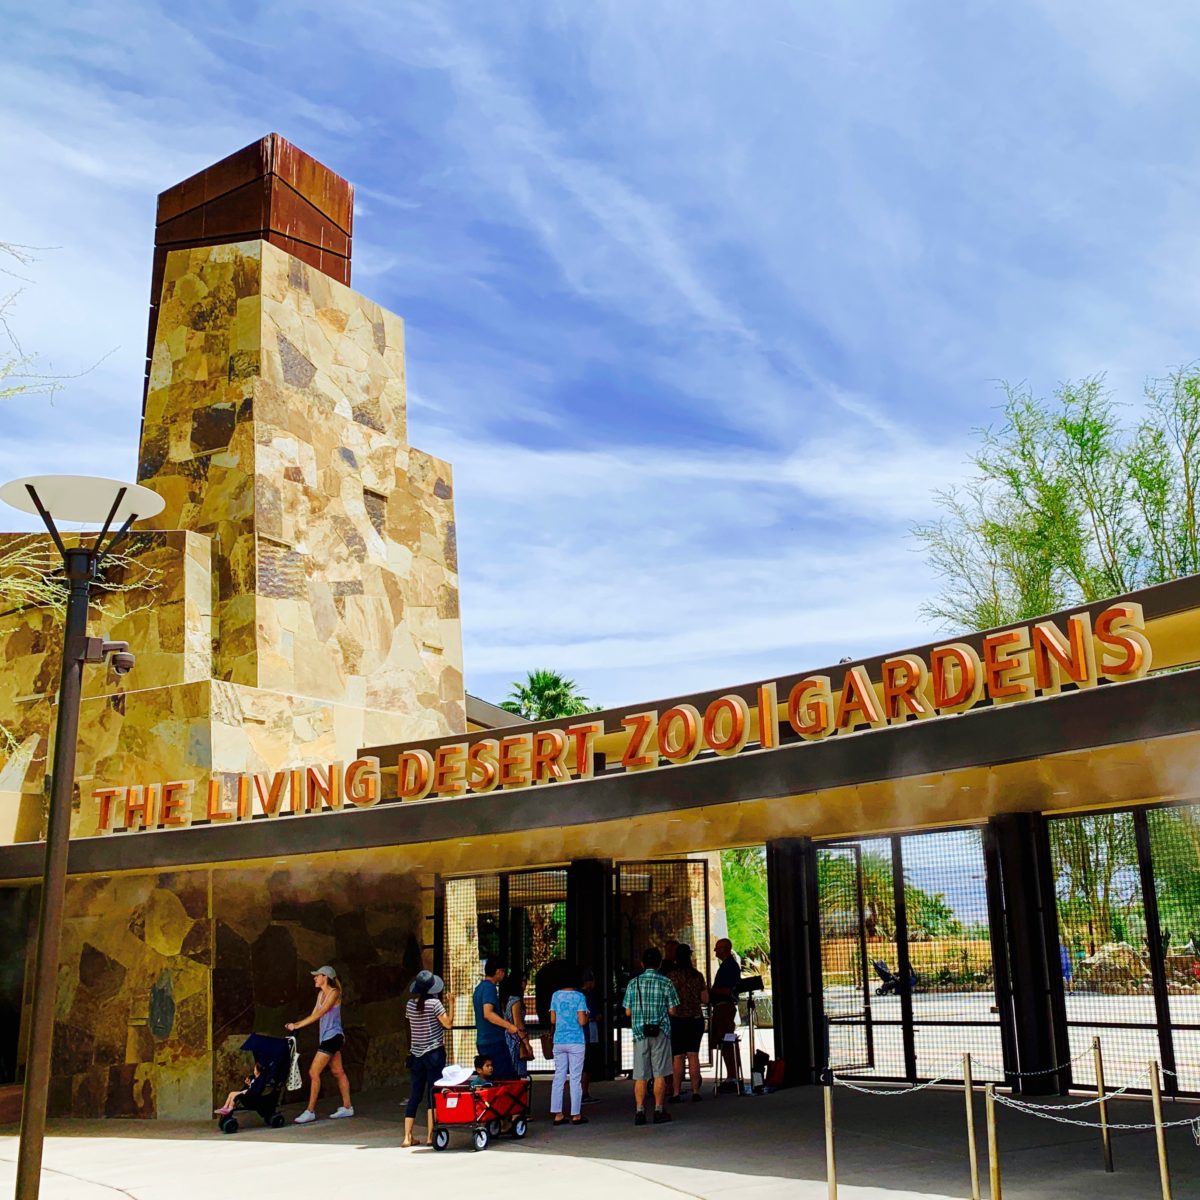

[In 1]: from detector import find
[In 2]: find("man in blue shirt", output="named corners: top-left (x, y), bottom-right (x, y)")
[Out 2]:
top-left (473, 957), bottom-right (520, 1078)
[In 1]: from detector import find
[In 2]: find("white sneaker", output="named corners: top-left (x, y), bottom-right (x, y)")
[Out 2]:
top-left (329, 1106), bottom-right (355, 1119)
top-left (294, 1110), bottom-right (316, 1124)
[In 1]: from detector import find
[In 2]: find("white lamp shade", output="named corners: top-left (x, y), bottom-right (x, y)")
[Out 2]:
top-left (0, 475), bottom-right (166, 525)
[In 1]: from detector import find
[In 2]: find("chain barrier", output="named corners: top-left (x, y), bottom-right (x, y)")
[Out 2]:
top-left (830, 1073), bottom-right (950, 1097)
top-left (992, 1089), bottom-right (1200, 1135)
top-left (962, 1041), bottom-right (1096, 1079)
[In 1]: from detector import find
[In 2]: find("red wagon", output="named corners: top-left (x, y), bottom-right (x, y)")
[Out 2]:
top-left (431, 1078), bottom-right (532, 1151)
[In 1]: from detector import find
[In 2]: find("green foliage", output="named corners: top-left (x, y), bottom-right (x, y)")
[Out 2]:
top-left (914, 369), bottom-right (1200, 630)
top-left (817, 848), bottom-right (963, 940)
top-left (499, 669), bottom-right (592, 720)
top-left (720, 847), bottom-right (771, 964)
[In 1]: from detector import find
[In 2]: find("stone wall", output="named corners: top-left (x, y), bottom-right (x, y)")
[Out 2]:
top-left (210, 861), bottom-right (425, 1108)
top-left (0, 857), bottom-right (429, 1118)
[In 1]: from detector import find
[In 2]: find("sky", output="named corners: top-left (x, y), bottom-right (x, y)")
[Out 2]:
top-left (2, 2), bottom-right (1199, 710)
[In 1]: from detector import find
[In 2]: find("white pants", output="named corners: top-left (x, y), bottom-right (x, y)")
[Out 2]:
top-left (551, 1042), bottom-right (585, 1115)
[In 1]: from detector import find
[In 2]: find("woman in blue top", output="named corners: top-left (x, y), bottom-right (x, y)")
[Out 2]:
top-left (548, 969), bottom-right (590, 1126)
top-left (286, 966), bottom-right (353, 1123)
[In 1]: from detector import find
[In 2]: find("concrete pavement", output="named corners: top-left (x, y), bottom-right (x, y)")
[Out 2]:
top-left (2, 1079), bottom-right (1198, 1199)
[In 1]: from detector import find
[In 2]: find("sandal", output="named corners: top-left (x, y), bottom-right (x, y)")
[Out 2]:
top-left (571, 1115), bottom-right (588, 1125)
top-left (552, 1116), bottom-right (567, 1127)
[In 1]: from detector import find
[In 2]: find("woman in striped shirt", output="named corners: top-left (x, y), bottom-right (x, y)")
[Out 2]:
top-left (404, 971), bottom-right (452, 1147)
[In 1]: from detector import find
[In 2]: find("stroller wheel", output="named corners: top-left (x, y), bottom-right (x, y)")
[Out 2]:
top-left (432, 1128), bottom-right (450, 1152)
top-left (472, 1128), bottom-right (490, 1152)
top-left (268, 1112), bottom-right (285, 1129)
top-left (486, 1118), bottom-right (502, 1137)
top-left (512, 1117), bottom-right (528, 1139)
top-left (219, 1116), bottom-right (239, 1135)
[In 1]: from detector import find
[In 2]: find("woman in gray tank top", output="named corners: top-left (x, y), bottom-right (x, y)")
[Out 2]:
top-left (285, 965), bottom-right (354, 1123)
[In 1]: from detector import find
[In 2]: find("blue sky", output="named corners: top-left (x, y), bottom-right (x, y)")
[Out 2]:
top-left (2, 2), bottom-right (1199, 710)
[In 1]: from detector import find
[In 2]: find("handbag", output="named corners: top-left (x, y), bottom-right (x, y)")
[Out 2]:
top-left (636, 977), bottom-right (661, 1038)
top-left (517, 1035), bottom-right (536, 1062)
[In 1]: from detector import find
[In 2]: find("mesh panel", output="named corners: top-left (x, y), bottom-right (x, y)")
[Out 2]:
top-left (441, 870), bottom-right (567, 1071)
top-left (1049, 811), bottom-right (1158, 1090)
top-left (818, 829), bottom-right (1003, 1083)
top-left (615, 861), bottom-right (710, 1073)
top-left (1147, 805), bottom-right (1200, 1091)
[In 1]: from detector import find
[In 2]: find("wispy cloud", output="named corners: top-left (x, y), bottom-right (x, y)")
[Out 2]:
top-left (3, 0), bottom-right (1199, 706)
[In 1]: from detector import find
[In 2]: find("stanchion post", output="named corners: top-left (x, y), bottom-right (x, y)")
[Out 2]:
top-left (1149, 1061), bottom-right (1172, 1200)
top-left (1092, 1036), bottom-right (1113, 1173)
top-left (823, 1069), bottom-right (837, 1200)
top-left (985, 1083), bottom-right (1002, 1200)
top-left (963, 1053), bottom-right (980, 1200)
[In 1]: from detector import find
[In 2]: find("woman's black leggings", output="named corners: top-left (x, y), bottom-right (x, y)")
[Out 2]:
top-left (405, 1046), bottom-right (446, 1118)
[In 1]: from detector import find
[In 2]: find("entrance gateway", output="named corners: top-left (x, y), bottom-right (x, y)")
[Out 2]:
top-left (0, 135), bottom-right (1199, 1121)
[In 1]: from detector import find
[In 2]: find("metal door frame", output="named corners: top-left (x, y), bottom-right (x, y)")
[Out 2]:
top-left (1044, 799), bottom-right (1200, 1097)
top-left (816, 824), bottom-right (1008, 1084)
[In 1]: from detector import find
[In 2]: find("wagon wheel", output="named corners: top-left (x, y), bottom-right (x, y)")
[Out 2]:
top-left (472, 1127), bottom-right (490, 1152)
top-left (512, 1116), bottom-right (528, 1139)
top-left (432, 1128), bottom-right (450, 1151)
top-left (487, 1118), bottom-right (502, 1137)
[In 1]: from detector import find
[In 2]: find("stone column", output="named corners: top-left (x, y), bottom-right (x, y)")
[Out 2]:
top-left (567, 859), bottom-right (613, 1079)
top-left (766, 837), bottom-right (824, 1085)
top-left (986, 814), bottom-right (1067, 1095)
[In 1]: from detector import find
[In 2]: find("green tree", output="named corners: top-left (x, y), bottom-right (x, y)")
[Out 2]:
top-left (500, 669), bottom-right (592, 720)
top-left (720, 847), bottom-right (771, 965)
top-left (914, 370), bottom-right (1200, 630)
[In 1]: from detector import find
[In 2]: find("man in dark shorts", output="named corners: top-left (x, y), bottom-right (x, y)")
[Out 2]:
top-left (710, 938), bottom-right (741, 1092)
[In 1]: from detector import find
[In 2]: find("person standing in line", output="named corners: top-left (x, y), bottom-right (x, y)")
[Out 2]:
top-left (285, 966), bottom-right (354, 1123)
top-left (580, 967), bottom-right (602, 1104)
top-left (710, 938), bottom-right (742, 1092)
top-left (667, 943), bottom-right (708, 1103)
top-left (662, 939), bottom-right (680, 976)
top-left (473, 957), bottom-right (520, 1079)
top-left (500, 972), bottom-right (533, 1079)
top-left (403, 970), bottom-right (452, 1147)
top-left (549, 970), bottom-right (591, 1126)
top-left (623, 947), bottom-right (679, 1125)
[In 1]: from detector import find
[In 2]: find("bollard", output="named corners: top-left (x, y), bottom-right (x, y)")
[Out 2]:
top-left (1149, 1061), bottom-right (1172, 1200)
top-left (823, 1073), bottom-right (837, 1199)
top-left (963, 1053), bottom-right (980, 1200)
top-left (1093, 1036), bottom-right (1113, 1173)
top-left (985, 1083), bottom-right (1002, 1200)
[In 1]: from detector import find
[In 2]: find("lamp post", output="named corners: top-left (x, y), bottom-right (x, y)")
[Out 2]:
top-left (0, 475), bottom-right (164, 1200)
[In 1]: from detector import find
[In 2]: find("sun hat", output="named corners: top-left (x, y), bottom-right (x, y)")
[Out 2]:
top-left (410, 970), bottom-right (445, 996)
top-left (311, 965), bottom-right (338, 980)
top-left (435, 1064), bottom-right (473, 1088)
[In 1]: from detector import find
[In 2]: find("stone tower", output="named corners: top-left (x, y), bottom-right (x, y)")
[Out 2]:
top-left (0, 136), bottom-right (466, 836)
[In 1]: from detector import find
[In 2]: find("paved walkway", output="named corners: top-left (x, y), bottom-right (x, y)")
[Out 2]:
top-left (2, 1081), bottom-right (1197, 1199)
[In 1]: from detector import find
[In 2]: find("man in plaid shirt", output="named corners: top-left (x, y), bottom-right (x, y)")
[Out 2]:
top-left (622, 947), bottom-right (680, 1124)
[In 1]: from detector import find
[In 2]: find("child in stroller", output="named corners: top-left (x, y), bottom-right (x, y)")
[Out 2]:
top-left (216, 1033), bottom-right (299, 1134)
top-left (215, 1062), bottom-right (264, 1115)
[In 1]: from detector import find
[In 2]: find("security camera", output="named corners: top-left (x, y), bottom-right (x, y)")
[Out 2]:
top-left (109, 650), bottom-right (136, 677)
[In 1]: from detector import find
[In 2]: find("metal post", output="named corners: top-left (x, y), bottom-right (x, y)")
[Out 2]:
top-left (823, 1074), bottom-right (837, 1199)
top-left (15, 546), bottom-right (94, 1200)
top-left (1149, 1060), bottom-right (1172, 1200)
top-left (1093, 1036), bottom-right (1113, 1173)
top-left (985, 1083), bottom-right (1002, 1200)
top-left (964, 1053), bottom-right (980, 1200)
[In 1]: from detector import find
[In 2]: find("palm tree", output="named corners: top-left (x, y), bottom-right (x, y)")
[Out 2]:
top-left (500, 669), bottom-right (593, 721)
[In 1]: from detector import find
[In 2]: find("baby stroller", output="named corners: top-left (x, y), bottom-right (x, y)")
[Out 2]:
top-left (872, 960), bottom-right (919, 996)
top-left (217, 1034), bottom-right (299, 1134)
top-left (431, 1077), bottom-right (532, 1152)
